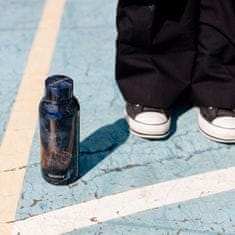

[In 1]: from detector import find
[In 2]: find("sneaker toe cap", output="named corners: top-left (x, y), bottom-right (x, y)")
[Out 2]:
top-left (212, 117), bottom-right (235, 129)
top-left (135, 112), bottom-right (168, 125)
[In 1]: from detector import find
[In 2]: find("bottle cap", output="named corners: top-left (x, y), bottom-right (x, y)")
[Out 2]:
top-left (45, 75), bottom-right (73, 102)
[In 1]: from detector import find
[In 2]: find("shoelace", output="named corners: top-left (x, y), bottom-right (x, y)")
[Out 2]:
top-left (208, 107), bottom-right (235, 117)
top-left (134, 104), bottom-right (169, 116)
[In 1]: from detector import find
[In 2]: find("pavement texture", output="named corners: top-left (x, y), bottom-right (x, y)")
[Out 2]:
top-left (0, 0), bottom-right (235, 234)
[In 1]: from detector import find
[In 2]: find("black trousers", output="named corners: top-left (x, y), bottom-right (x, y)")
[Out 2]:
top-left (116, 0), bottom-right (235, 109)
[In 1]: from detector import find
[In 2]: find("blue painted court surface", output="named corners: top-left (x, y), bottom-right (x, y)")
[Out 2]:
top-left (0, 0), bottom-right (45, 143)
top-left (1, 0), bottom-right (235, 234)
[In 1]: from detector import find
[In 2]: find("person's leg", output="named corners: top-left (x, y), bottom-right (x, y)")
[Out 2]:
top-left (192, 0), bottom-right (235, 142)
top-left (192, 0), bottom-right (235, 108)
top-left (116, 0), bottom-right (199, 109)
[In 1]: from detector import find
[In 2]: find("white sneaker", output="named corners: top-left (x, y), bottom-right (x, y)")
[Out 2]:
top-left (124, 103), bottom-right (171, 139)
top-left (198, 107), bottom-right (235, 143)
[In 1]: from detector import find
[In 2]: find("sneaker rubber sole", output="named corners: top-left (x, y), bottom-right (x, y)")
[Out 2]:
top-left (129, 128), bottom-right (170, 139)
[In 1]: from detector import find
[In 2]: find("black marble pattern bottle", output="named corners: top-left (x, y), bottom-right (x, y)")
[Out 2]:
top-left (39, 75), bottom-right (80, 185)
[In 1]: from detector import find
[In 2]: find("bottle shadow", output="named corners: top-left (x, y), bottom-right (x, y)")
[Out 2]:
top-left (77, 105), bottom-right (192, 180)
top-left (78, 119), bottom-right (130, 178)
top-left (76, 102), bottom-right (192, 180)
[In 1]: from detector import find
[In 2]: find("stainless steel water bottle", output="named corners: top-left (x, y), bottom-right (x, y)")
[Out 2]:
top-left (39, 75), bottom-right (80, 185)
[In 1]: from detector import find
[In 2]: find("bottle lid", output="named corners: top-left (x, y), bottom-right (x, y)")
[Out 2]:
top-left (45, 75), bottom-right (74, 102)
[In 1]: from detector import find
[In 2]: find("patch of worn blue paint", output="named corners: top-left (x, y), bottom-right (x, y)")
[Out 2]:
top-left (15, 0), bottom-right (235, 233)
top-left (65, 190), bottom-right (235, 234)
top-left (16, 107), bottom-right (235, 221)
top-left (0, 0), bottom-right (45, 144)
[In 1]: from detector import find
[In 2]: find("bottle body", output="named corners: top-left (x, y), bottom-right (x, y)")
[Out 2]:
top-left (39, 75), bottom-right (80, 185)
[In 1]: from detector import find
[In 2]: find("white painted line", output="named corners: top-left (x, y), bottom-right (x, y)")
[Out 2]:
top-left (12, 166), bottom-right (235, 235)
top-left (0, 0), bottom-right (65, 234)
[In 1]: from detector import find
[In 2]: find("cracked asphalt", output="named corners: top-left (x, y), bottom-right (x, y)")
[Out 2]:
top-left (1, 0), bottom-right (235, 234)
